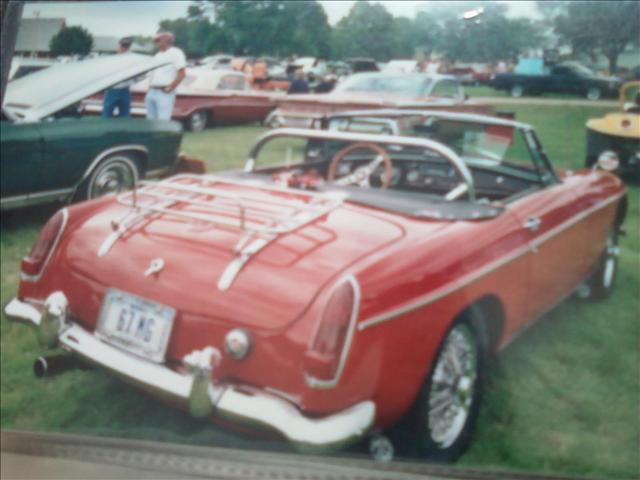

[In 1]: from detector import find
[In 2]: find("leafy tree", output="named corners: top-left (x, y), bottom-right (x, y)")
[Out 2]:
top-left (181, 1), bottom-right (331, 58)
top-left (436, 3), bottom-right (542, 62)
top-left (49, 25), bottom-right (93, 57)
top-left (551, 1), bottom-right (640, 72)
top-left (411, 11), bottom-right (443, 58)
top-left (330, 2), bottom-right (398, 60)
top-left (159, 17), bottom-right (229, 58)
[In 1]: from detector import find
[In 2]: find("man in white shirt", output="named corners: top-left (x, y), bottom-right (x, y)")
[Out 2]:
top-left (145, 32), bottom-right (186, 121)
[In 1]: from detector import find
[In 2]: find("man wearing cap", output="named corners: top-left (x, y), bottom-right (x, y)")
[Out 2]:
top-left (145, 32), bottom-right (186, 121)
top-left (102, 37), bottom-right (134, 117)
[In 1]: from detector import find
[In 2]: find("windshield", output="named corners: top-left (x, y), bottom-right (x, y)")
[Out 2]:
top-left (333, 74), bottom-right (432, 97)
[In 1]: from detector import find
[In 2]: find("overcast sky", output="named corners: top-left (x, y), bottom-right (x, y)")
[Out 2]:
top-left (23, 1), bottom-right (541, 37)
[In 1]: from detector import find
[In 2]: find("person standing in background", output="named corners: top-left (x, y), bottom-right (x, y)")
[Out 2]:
top-left (145, 32), bottom-right (186, 121)
top-left (287, 68), bottom-right (310, 94)
top-left (102, 37), bottom-right (134, 117)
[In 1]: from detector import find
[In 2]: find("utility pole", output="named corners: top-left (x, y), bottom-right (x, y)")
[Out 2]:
top-left (1, 0), bottom-right (24, 106)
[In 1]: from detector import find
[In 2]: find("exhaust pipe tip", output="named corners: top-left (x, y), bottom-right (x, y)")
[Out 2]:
top-left (33, 354), bottom-right (88, 378)
top-left (33, 356), bottom-right (49, 378)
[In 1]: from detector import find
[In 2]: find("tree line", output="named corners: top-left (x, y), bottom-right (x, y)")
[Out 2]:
top-left (48, 1), bottom-right (639, 72)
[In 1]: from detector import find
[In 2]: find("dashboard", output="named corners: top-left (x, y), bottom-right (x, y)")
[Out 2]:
top-left (336, 158), bottom-right (461, 193)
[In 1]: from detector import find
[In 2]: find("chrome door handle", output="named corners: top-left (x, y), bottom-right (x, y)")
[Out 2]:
top-left (523, 217), bottom-right (541, 232)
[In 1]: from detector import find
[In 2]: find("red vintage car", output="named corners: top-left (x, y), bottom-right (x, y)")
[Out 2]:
top-left (5, 112), bottom-right (627, 461)
top-left (83, 68), bottom-right (281, 132)
top-left (267, 73), bottom-right (491, 128)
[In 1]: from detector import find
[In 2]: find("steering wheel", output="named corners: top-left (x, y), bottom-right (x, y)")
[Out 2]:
top-left (327, 142), bottom-right (394, 189)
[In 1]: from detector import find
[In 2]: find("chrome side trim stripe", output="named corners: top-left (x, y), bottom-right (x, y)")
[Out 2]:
top-left (358, 192), bottom-right (624, 331)
top-left (1, 189), bottom-right (74, 210)
top-left (530, 193), bottom-right (623, 249)
top-left (358, 244), bottom-right (531, 331)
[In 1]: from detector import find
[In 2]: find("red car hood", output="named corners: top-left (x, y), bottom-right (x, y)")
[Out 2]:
top-left (60, 185), bottom-right (438, 331)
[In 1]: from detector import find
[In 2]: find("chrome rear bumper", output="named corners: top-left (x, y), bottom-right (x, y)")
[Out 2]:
top-left (4, 296), bottom-right (375, 452)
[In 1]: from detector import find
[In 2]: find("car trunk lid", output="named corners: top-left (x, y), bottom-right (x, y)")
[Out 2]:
top-left (63, 176), bottom-right (417, 331)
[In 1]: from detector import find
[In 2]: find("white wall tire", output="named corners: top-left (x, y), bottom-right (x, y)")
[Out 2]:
top-left (80, 154), bottom-right (139, 201)
top-left (586, 87), bottom-right (601, 101)
top-left (510, 84), bottom-right (524, 98)
top-left (585, 230), bottom-right (619, 300)
top-left (188, 111), bottom-right (208, 132)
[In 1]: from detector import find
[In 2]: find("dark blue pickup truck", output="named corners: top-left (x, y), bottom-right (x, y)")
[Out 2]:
top-left (490, 62), bottom-right (622, 100)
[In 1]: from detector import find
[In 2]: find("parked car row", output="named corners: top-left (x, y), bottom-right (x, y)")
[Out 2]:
top-left (490, 61), bottom-right (624, 100)
top-left (3, 54), bottom-right (636, 214)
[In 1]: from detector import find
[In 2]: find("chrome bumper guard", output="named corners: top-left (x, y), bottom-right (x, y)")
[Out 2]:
top-left (4, 296), bottom-right (375, 452)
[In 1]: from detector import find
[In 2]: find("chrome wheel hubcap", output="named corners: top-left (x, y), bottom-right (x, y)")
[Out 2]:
top-left (428, 324), bottom-right (477, 448)
top-left (191, 112), bottom-right (206, 131)
top-left (90, 161), bottom-right (135, 199)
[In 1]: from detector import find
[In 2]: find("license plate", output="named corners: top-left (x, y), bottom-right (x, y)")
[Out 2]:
top-left (96, 289), bottom-right (175, 363)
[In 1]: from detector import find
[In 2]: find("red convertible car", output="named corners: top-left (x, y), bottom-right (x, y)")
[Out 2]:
top-left (267, 73), bottom-right (491, 128)
top-left (84, 68), bottom-right (281, 132)
top-left (5, 112), bottom-right (626, 461)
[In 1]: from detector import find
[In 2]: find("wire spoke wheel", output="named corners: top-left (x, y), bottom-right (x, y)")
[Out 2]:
top-left (427, 324), bottom-right (478, 449)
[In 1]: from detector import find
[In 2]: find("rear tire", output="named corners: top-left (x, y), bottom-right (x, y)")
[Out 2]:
top-left (397, 317), bottom-right (486, 462)
top-left (585, 230), bottom-right (619, 300)
top-left (187, 110), bottom-right (208, 132)
top-left (76, 154), bottom-right (139, 201)
top-left (510, 84), bottom-right (524, 98)
top-left (586, 87), bottom-right (601, 101)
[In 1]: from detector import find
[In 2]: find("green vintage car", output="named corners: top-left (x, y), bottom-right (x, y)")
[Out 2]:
top-left (1, 54), bottom-right (184, 210)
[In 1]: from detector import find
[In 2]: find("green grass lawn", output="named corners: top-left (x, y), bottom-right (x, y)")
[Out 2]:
top-left (1, 105), bottom-right (638, 478)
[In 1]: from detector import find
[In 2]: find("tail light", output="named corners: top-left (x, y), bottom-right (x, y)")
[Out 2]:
top-left (305, 276), bottom-right (360, 388)
top-left (21, 209), bottom-right (68, 280)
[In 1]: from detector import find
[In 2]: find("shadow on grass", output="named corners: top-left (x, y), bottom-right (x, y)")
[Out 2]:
top-left (1, 203), bottom-right (61, 233)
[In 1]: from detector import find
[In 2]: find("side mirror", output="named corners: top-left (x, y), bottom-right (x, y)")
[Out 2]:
top-left (596, 150), bottom-right (619, 172)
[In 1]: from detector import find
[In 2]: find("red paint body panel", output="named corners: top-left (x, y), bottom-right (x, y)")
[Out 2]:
top-left (127, 90), bottom-right (278, 124)
top-left (17, 167), bottom-right (625, 429)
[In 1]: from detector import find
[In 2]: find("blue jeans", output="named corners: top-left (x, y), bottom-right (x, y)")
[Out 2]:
top-left (102, 88), bottom-right (131, 117)
top-left (145, 88), bottom-right (176, 121)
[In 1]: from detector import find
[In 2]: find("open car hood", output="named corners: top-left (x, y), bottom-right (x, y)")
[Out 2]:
top-left (3, 53), bottom-right (169, 122)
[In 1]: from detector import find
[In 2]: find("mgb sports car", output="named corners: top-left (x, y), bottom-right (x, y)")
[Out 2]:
top-left (5, 111), bottom-right (627, 460)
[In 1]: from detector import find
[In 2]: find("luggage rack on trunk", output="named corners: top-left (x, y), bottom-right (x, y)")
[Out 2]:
top-left (98, 174), bottom-right (346, 291)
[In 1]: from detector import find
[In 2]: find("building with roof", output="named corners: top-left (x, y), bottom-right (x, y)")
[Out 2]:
top-left (14, 17), bottom-right (153, 58)
top-left (14, 17), bottom-right (66, 57)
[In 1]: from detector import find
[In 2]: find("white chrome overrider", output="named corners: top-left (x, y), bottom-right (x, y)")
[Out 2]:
top-left (357, 192), bottom-right (625, 331)
top-left (305, 275), bottom-right (361, 389)
top-left (20, 208), bottom-right (69, 283)
top-left (3, 296), bottom-right (375, 451)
